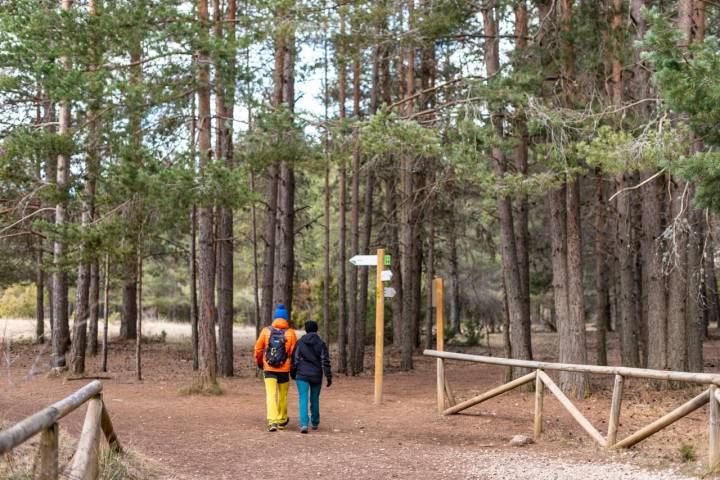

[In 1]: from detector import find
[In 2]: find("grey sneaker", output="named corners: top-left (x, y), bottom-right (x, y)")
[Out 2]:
top-left (267, 424), bottom-right (278, 432)
top-left (300, 426), bottom-right (308, 434)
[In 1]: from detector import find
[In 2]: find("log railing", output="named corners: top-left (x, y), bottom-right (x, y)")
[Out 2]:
top-left (0, 380), bottom-right (121, 480)
top-left (424, 348), bottom-right (720, 468)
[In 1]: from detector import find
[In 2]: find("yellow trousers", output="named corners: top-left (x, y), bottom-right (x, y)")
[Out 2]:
top-left (264, 377), bottom-right (289, 426)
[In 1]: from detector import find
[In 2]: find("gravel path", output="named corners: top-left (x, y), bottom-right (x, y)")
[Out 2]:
top-left (459, 450), bottom-right (694, 479)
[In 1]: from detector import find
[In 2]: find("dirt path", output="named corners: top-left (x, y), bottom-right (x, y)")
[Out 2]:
top-left (2, 330), bottom-right (712, 479)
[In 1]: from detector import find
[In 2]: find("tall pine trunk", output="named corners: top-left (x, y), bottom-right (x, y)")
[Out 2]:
top-left (482, 1), bottom-right (531, 375)
top-left (196, 0), bottom-right (218, 389)
top-left (216, 0), bottom-right (237, 377)
top-left (594, 174), bottom-right (609, 366)
top-left (51, 0), bottom-right (73, 371)
top-left (399, 0), bottom-right (416, 370)
top-left (336, 2), bottom-right (349, 373)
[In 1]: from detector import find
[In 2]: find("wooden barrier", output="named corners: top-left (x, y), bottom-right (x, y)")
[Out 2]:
top-left (0, 381), bottom-right (121, 480)
top-left (424, 348), bottom-right (720, 467)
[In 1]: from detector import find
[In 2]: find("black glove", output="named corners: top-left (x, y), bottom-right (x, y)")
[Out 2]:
top-left (290, 371), bottom-right (297, 380)
top-left (326, 378), bottom-right (332, 388)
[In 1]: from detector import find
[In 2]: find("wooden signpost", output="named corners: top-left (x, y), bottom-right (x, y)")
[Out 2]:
top-left (351, 249), bottom-right (390, 404)
top-left (374, 249), bottom-right (385, 405)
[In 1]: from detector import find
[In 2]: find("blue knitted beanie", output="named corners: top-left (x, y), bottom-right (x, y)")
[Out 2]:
top-left (274, 303), bottom-right (289, 320)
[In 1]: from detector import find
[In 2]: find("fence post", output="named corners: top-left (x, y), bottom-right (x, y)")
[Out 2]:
top-left (710, 385), bottom-right (720, 468)
top-left (434, 277), bottom-right (445, 414)
top-left (37, 422), bottom-right (58, 480)
top-left (534, 370), bottom-right (544, 439)
top-left (607, 374), bottom-right (624, 447)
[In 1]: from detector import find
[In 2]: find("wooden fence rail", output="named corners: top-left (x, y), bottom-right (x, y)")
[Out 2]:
top-left (0, 380), bottom-right (121, 480)
top-left (424, 348), bottom-right (720, 469)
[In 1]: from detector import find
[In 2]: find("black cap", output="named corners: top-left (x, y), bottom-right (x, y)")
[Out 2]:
top-left (304, 320), bottom-right (318, 333)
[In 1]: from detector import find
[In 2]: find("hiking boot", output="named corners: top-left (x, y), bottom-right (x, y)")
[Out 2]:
top-left (267, 424), bottom-right (278, 432)
top-left (311, 424), bottom-right (319, 431)
top-left (300, 426), bottom-right (308, 434)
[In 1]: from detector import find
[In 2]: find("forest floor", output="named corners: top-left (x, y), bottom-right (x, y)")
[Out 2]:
top-left (1, 318), bottom-right (719, 479)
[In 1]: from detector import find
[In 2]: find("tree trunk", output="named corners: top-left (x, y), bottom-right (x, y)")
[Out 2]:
top-left (51, 0), bottom-right (73, 371)
top-left (36, 243), bottom-right (44, 344)
top-left (216, 0), bottom-right (237, 378)
top-left (617, 176), bottom-right (640, 367)
top-left (196, 0), bottom-right (218, 389)
top-left (564, 176), bottom-right (589, 397)
top-left (705, 223), bottom-right (720, 331)
top-left (190, 206), bottom-right (199, 370)
top-left (273, 30), bottom-right (296, 321)
top-left (356, 171), bottom-right (374, 372)
top-left (594, 173), bottom-right (609, 366)
top-left (482, 1), bottom-right (531, 375)
top-left (513, 0), bottom-right (533, 362)
top-left (667, 178), bottom-right (688, 376)
top-left (385, 176), bottom-right (402, 344)
top-left (88, 261), bottom-right (99, 356)
top-left (641, 171), bottom-right (668, 377)
top-left (686, 205), bottom-right (704, 372)
top-left (400, 0), bottom-right (416, 371)
top-left (449, 222), bottom-right (460, 333)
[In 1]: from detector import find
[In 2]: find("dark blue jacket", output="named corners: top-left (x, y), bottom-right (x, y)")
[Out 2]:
top-left (290, 332), bottom-right (332, 385)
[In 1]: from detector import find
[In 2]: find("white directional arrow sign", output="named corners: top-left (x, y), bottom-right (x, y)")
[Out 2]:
top-left (381, 270), bottom-right (393, 282)
top-left (350, 254), bottom-right (391, 266)
top-left (383, 287), bottom-right (397, 298)
top-left (349, 255), bottom-right (377, 266)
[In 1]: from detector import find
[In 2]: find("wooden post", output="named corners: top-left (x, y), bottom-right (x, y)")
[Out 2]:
top-left (534, 369), bottom-right (544, 439)
top-left (444, 371), bottom-right (537, 415)
top-left (100, 402), bottom-right (122, 453)
top-left (374, 248), bottom-right (384, 405)
top-left (68, 396), bottom-right (103, 480)
top-left (435, 277), bottom-right (445, 414)
top-left (607, 374), bottom-right (624, 447)
top-left (710, 385), bottom-right (720, 468)
top-left (37, 422), bottom-right (58, 480)
top-left (613, 389), bottom-right (710, 449)
top-left (538, 370), bottom-right (606, 446)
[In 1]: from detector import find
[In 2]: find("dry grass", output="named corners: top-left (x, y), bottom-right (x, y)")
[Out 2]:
top-left (0, 422), bottom-right (168, 479)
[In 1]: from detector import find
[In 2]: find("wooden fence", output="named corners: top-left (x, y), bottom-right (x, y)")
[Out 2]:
top-left (0, 380), bottom-right (121, 480)
top-left (424, 348), bottom-right (720, 468)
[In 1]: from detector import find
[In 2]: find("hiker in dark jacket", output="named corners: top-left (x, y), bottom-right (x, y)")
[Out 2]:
top-left (290, 320), bottom-right (332, 434)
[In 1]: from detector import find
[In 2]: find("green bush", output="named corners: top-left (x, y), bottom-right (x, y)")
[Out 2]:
top-left (0, 283), bottom-right (36, 319)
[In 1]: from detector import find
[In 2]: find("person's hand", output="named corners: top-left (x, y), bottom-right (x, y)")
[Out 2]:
top-left (326, 378), bottom-right (332, 388)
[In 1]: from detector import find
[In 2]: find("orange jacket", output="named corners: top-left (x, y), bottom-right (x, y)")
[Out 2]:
top-left (254, 319), bottom-right (297, 373)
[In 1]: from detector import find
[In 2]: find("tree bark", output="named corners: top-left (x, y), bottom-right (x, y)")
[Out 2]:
top-left (337, 2), bottom-right (348, 373)
top-left (356, 171), bottom-right (374, 372)
top-left (617, 176), bottom-right (640, 367)
top-left (686, 205), bottom-right (704, 372)
top-left (705, 222), bottom-right (720, 331)
top-left (513, 0), bottom-right (533, 362)
top-left (273, 30), bottom-right (296, 321)
top-left (667, 177), bottom-right (688, 376)
top-left (216, 0), bottom-right (237, 378)
top-left (385, 176), bottom-right (402, 344)
top-left (564, 175), bottom-right (589, 397)
top-left (448, 220), bottom-right (460, 333)
top-left (197, 0), bottom-right (218, 389)
top-left (594, 174), bottom-right (609, 366)
top-left (482, 1), bottom-right (531, 375)
top-left (36, 242), bottom-right (44, 344)
top-left (400, 0), bottom-right (416, 371)
top-left (51, 0), bottom-right (73, 371)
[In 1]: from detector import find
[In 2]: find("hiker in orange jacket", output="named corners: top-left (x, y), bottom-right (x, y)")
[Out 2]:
top-left (254, 304), bottom-right (297, 432)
